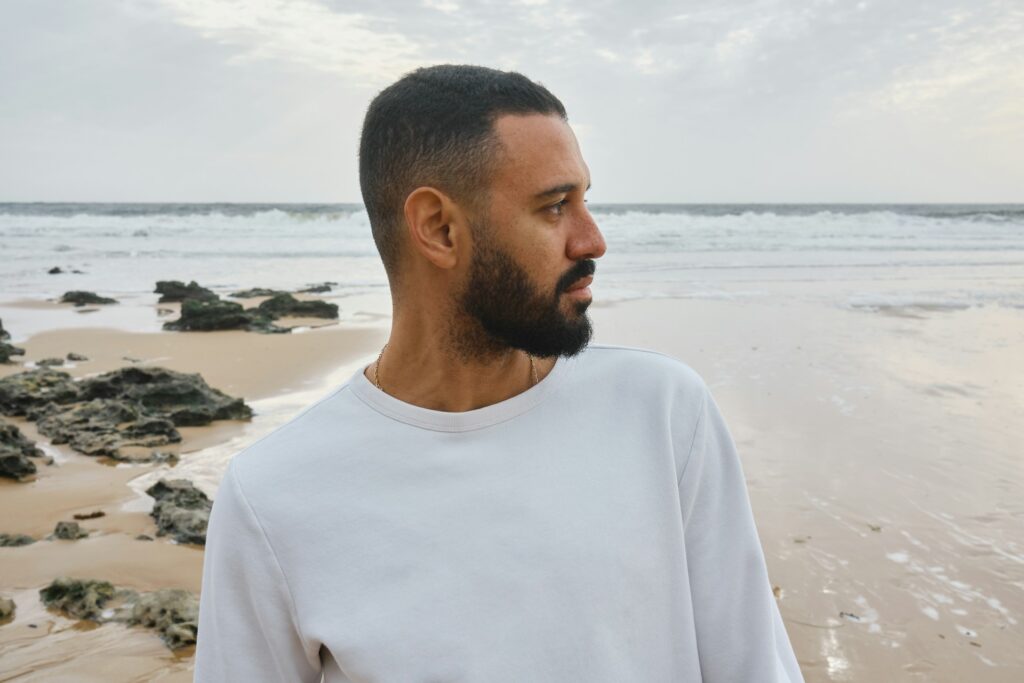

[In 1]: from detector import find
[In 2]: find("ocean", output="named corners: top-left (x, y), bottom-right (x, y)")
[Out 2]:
top-left (1, 202), bottom-right (1022, 316)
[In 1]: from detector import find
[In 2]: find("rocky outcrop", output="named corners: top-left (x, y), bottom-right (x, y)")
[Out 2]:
top-left (39, 578), bottom-right (198, 650)
top-left (0, 369), bottom-right (81, 416)
top-left (36, 357), bottom-right (65, 367)
top-left (146, 478), bottom-right (212, 545)
top-left (130, 588), bottom-right (199, 649)
top-left (162, 298), bottom-right (272, 332)
top-left (40, 578), bottom-right (116, 620)
top-left (0, 417), bottom-right (44, 481)
top-left (59, 291), bottom-right (118, 306)
top-left (31, 398), bottom-right (181, 458)
top-left (297, 282), bottom-right (334, 293)
top-left (154, 280), bottom-right (218, 304)
top-left (0, 533), bottom-right (36, 547)
top-left (0, 318), bottom-right (25, 364)
top-left (66, 352), bottom-right (88, 361)
top-left (78, 366), bottom-right (252, 426)
top-left (256, 293), bottom-right (338, 319)
top-left (0, 367), bottom-right (249, 462)
top-left (52, 521), bottom-right (89, 540)
top-left (229, 287), bottom-right (288, 298)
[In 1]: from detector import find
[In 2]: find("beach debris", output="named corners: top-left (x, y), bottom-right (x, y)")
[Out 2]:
top-left (66, 352), bottom-right (89, 362)
top-left (36, 357), bottom-right (65, 367)
top-left (0, 369), bottom-right (82, 415)
top-left (0, 596), bottom-right (15, 621)
top-left (154, 280), bottom-right (218, 304)
top-left (59, 291), bottom-right (119, 306)
top-left (52, 520), bottom-right (89, 540)
top-left (868, 524), bottom-right (882, 532)
top-left (256, 292), bottom-right (338, 320)
top-left (31, 398), bottom-right (182, 458)
top-left (40, 577), bottom-right (199, 650)
top-left (73, 510), bottom-right (106, 520)
top-left (839, 611), bottom-right (861, 622)
top-left (793, 535), bottom-right (811, 544)
top-left (135, 534), bottom-right (154, 541)
top-left (229, 287), bottom-right (289, 298)
top-left (772, 585), bottom-right (782, 599)
top-left (146, 478), bottom-right (212, 544)
top-left (0, 417), bottom-right (44, 481)
top-left (78, 366), bottom-right (252, 426)
top-left (48, 266), bottom-right (63, 274)
top-left (122, 355), bottom-right (142, 363)
top-left (0, 533), bottom-right (36, 547)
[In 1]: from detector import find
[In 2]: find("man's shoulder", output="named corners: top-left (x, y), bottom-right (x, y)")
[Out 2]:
top-left (579, 343), bottom-right (708, 397)
top-left (226, 379), bottom-right (360, 494)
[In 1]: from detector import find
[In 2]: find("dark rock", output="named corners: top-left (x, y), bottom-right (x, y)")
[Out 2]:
top-left (32, 398), bottom-right (181, 458)
top-left (297, 283), bottom-right (333, 293)
top-left (0, 596), bottom-right (14, 621)
top-left (39, 578), bottom-right (197, 650)
top-left (40, 578), bottom-right (115, 620)
top-left (59, 291), bottom-right (118, 306)
top-left (78, 366), bottom-right (252, 426)
top-left (53, 520), bottom-right (89, 540)
top-left (229, 287), bottom-right (288, 298)
top-left (163, 298), bottom-right (278, 332)
top-left (71, 269), bottom-right (85, 274)
top-left (0, 417), bottom-right (44, 481)
top-left (130, 588), bottom-right (198, 649)
top-left (0, 318), bottom-right (7, 341)
top-left (0, 341), bottom-right (26, 364)
top-left (48, 266), bottom-right (63, 274)
top-left (154, 280), bottom-right (218, 304)
top-left (36, 357), bottom-right (65, 367)
top-left (146, 478), bottom-right (212, 544)
top-left (66, 352), bottom-right (89, 362)
top-left (73, 510), bottom-right (105, 520)
top-left (135, 534), bottom-right (154, 541)
top-left (0, 369), bottom-right (81, 415)
top-left (256, 293), bottom-right (338, 319)
top-left (0, 533), bottom-right (36, 547)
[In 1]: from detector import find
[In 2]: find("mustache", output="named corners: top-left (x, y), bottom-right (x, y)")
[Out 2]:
top-left (556, 259), bottom-right (597, 294)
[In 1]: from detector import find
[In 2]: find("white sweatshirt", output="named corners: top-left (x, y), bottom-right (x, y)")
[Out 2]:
top-left (194, 344), bottom-right (804, 682)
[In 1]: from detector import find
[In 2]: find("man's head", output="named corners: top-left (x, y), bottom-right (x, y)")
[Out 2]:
top-left (359, 64), bottom-right (606, 359)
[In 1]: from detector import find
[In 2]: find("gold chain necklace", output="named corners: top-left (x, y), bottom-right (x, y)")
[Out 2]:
top-left (372, 342), bottom-right (538, 392)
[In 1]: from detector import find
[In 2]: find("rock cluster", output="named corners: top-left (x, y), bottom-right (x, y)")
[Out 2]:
top-left (39, 577), bottom-right (198, 650)
top-left (0, 533), bottom-right (36, 546)
top-left (52, 520), bottom-right (89, 540)
top-left (0, 417), bottom-right (46, 480)
top-left (59, 291), bottom-right (118, 306)
top-left (146, 478), bottom-right (212, 545)
top-left (163, 280), bottom-right (338, 333)
top-left (0, 366), bottom-right (250, 463)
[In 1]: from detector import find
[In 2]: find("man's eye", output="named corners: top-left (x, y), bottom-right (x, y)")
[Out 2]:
top-left (547, 199), bottom-right (569, 215)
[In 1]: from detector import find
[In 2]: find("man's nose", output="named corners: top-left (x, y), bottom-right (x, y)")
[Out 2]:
top-left (568, 206), bottom-right (607, 261)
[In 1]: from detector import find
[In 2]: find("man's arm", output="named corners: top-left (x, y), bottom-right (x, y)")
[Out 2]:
top-left (194, 461), bottom-right (322, 682)
top-left (677, 387), bottom-right (804, 682)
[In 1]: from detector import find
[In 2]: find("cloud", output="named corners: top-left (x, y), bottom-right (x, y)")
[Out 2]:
top-left (157, 0), bottom-right (423, 85)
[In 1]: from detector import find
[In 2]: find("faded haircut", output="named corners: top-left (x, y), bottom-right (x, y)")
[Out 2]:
top-left (358, 64), bottom-right (567, 282)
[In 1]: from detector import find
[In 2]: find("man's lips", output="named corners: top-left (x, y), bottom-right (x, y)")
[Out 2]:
top-left (565, 275), bottom-right (594, 293)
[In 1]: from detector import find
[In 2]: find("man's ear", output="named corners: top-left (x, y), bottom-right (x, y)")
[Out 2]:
top-left (403, 187), bottom-right (466, 271)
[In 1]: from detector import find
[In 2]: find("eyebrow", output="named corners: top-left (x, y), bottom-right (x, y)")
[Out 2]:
top-left (533, 181), bottom-right (592, 199)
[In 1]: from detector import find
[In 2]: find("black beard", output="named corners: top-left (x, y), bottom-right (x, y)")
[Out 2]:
top-left (456, 224), bottom-right (596, 361)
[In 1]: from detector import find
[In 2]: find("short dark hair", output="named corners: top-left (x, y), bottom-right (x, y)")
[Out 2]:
top-left (358, 64), bottom-right (567, 280)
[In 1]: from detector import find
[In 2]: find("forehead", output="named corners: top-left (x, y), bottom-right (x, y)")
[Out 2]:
top-left (489, 113), bottom-right (589, 199)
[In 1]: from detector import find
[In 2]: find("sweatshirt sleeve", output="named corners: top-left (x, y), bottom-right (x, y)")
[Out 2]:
top-left (194, 461), bottom-right (322, 682)
top-left (676, 387), bottom-right (804, 682)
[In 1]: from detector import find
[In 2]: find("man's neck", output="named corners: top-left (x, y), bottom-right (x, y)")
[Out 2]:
top-left (364, 313), bottom-right (556, 412)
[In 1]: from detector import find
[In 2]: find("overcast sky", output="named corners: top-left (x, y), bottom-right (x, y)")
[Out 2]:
top-left (1, 0), bottom-right (1021, 203)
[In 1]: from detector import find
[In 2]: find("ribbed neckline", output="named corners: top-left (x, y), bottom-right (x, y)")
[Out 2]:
top-left (347, 353), bottom-right (574, 432)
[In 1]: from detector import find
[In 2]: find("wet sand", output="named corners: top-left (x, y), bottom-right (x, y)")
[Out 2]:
top-left (2, 293), bottom-right (1022, 681)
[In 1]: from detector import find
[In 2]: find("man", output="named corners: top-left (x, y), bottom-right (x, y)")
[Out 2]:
top-left (194, 64), bottom-right (803, 682)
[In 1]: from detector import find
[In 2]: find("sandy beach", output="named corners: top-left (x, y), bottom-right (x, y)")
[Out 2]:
top-left (2, 287), bottom-right (1023, 681)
